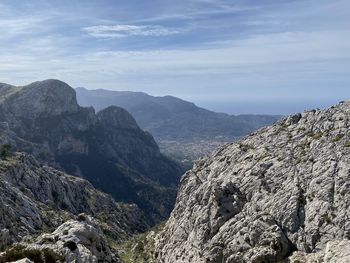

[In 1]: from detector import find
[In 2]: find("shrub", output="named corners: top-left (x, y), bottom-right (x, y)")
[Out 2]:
top-left (0, 245), bottom-right (63, 263)
top-left (0, 144), bottom-right (11, 160)
top-left (333, 133), bottom-right (344, 142)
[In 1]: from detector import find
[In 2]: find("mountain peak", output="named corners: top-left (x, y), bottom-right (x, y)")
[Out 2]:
top-left (97, 105), bottom-right (139, 129)
top-left (7, 79), bottom-right (79, 119)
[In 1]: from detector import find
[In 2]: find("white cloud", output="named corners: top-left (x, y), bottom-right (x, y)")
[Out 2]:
top-left (0, 17), bottom-right (45, 38)
top-left (1, 29), bottom-right (349, 90)
top-left (83, 24), bottom-right (185, 38)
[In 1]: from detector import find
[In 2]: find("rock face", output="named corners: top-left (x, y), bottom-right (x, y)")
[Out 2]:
top-left (0, 152), bottom-right (147, 250)
top-left (155, 101), bottom-right (350, 262)
top-left (0, 80), bottom-right (184, 223)
top-left (5, 80), bottom-right (79, 119)
top-left (289, 239), bottom-right (350, 262)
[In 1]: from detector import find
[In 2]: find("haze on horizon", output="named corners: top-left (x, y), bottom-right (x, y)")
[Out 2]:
top-left (0, 0), bottom-right (349, 115)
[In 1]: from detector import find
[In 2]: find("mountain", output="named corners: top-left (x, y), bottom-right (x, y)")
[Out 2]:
top-left (76, 88), bottom-right (280, 166)
top-left (0, 152), bottom-right (147, 262)
top-left (0, 80), bottom-right (184, 223)
top-left (154, 101), bottom-right (350, 262)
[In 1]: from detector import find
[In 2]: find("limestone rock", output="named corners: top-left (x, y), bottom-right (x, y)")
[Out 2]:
top-left (1, 216), bottom-right (120, 263)
top-left (97, 106), bottom-right (140, 130)
top-left (155, 101), bottom-right (350, 262)
top-left (289, 240), bottom-right (350, 262)
top-left (5, 79), bottom-right (79, 119)
top-left (9, 259), bottom-right (34, 263)
top-left (0, 152), bottom-right (147, 249)
top-left (28, 216), bottom-right (118, 262)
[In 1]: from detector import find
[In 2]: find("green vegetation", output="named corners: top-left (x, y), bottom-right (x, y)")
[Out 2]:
top-left (0, 245), bottom-right (63, 263)
top-left (322, 214), bottom-right (332, 225)
top-left (309, 131), bottom-right (323, 140)
top-left (115, 222), bottom-right (165, 263)
top-left (344, 140), bottom-right (350, 147)
top-left (333, 133), bottom-right (344, 142)
top-left (0, 144), bottom-right (12, 160)
top-left (308, 192), bottom-right (315, 201)
top-left (299, 140), bottom-right (311, 150)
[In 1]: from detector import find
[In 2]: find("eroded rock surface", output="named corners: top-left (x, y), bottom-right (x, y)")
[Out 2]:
top-left (155, 101), bottom-right (350, 262)
top-left (1, 216), bottom-right (119, 263)
top-left (0, 153), bottom-right (147, 250)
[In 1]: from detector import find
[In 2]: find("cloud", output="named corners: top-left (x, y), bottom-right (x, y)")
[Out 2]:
top-left (83, 24), bottom-right (185, 38)
top-left (0, 0), bottom-right (349, 113)
top-left (0, 17), bottom-right (46, 38)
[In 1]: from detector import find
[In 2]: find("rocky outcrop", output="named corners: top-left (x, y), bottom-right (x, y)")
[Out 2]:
top-left (0, 80), bottom-right (184, 223)
top-left (155, 101), bottom-right (350, 262)
top-left (4, 79), bottom-right (79, 119)
top-left (0, 152), bottom-right (147, 250)
top-left (0, 216), bottom-right (119, 263)
top-left (9, 259), bottom-right (34, 263)
top-left (97, 106), bottom-right (140, 130)
top-left (289, 240), bottom-right (350, 262)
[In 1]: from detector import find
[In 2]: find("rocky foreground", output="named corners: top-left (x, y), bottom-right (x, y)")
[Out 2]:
top-left (0, 152), bottom-right (148, 262)
top-left (155, 101), bottom-right (350, 262)
top-left (1, 216), bottom-right (119, 263)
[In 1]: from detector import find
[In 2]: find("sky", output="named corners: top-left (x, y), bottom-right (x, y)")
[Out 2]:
top-left (0, 0), bottom-right (349, 114)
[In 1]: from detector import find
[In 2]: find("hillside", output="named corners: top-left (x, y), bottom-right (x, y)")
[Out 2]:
top-left (0, 80), bottom-right (184, 224)
top-left (0, 152), bottom-right (148, 262)
top-left (155, 101), bottom-right (350, 262)
top-left (76, 88), bottom-right (280, 166)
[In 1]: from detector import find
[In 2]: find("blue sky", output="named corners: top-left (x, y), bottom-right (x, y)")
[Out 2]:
top-left (0, 0), bottom-right (349, 114)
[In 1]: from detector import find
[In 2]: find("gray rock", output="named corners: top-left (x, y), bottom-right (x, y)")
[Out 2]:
top-left (0, 229), bottom-right (10, 251)
top-left (26, 216), bottom-right (118, 262)
top-left (4, 79), bottom-right (79, 119)
top-left (155, 101), bottom-right (350, 262)
top-left (9, 259), bottom-right (34, 263)
top-left (0, 152), bottom-right (147, 249)
top-left (289, 240), bottom-right (350, 262)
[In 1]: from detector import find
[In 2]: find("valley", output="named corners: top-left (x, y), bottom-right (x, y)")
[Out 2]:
top-left (0, 80), bottom-right (349, 263)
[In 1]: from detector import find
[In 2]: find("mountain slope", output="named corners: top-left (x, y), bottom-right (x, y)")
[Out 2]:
top-left (76, 88), bottom-right (280, 166)
top-left (0, 80), bottom-right (184, 223)
top-left (76, 87), bottom-right (280, 140)
top-left (0, 152), bottom-right (147, 251)
top-left (155, 101), bottom-right (350, 262)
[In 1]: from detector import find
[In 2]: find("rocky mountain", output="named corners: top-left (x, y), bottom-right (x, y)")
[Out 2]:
top-left (154, 101), bottom-right (350, 262)
top-left (76, 88), bottom-right (280, 166)
top-left (0, 152), bottom-right (147, 262)
top-left (0, 80), bottom-right (184, 223)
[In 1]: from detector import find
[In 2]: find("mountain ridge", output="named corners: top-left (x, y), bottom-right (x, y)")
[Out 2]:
top-left (0, 79), bottom-right (184, 224)
top-left (76, 87), bottom-right (280, 166)
top-left (76, 87), bottom-right (280, 140)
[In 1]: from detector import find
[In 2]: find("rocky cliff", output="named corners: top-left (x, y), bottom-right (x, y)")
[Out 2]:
top-left (0, 80), bottom-right (183, 223)
top-left (0, 152), bottom-right (148, 262)
top-left (155, 101), bottom-right (350, 262)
